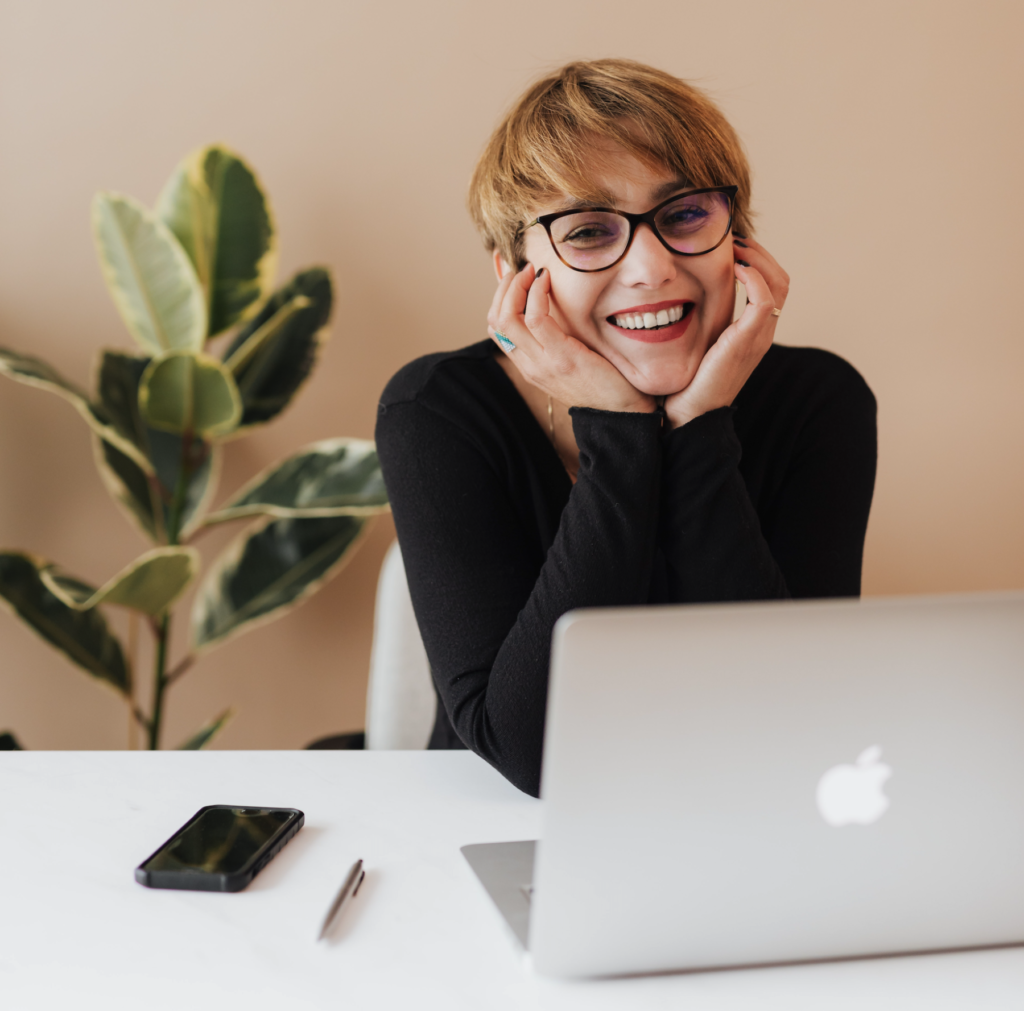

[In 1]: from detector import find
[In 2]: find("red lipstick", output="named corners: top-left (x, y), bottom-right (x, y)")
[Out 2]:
top-left (606, 300), bottom-right (694, 344)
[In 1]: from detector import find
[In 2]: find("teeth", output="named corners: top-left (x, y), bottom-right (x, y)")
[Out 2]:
top-left (613, 304), bottom-right (687, 330)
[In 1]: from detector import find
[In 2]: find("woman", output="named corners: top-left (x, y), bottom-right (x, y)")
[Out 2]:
top-left (376, 59), bottom-right (876, 797)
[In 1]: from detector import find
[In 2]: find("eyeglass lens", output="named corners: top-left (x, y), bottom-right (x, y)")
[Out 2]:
top-left (548, 190), bottom-right (732, 271)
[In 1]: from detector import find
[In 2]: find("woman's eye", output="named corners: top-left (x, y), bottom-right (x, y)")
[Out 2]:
top-left (565, 224), bottom-right (610, 239)
top-left (561, 225), bottom-right (618, 246)
top-left (662, 207), bottom-right (709, 230)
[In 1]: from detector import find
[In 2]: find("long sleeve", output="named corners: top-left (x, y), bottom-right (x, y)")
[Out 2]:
top-left (658, 344), bottom-right (877, 601)
top-left (659, 407), bottom-right (790, 602)
top-left (737, 351), bottom-right (877, 598)
top-left (377, 392), bottom-right (663, 797)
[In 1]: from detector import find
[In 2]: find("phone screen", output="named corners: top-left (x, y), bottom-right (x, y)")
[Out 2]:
top-left (143, 807), bottom-right (298, 875)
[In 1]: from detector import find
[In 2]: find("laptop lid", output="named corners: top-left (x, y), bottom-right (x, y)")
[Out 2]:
top-left (530, 592), bottom-right (1024, 978)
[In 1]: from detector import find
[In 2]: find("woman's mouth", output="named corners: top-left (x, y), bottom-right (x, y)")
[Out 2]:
top-left (606, 300), bottom-right (694, 343)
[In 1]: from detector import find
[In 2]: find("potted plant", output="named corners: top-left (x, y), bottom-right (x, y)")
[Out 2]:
top-left (0, 145), bottom-right (389, 749)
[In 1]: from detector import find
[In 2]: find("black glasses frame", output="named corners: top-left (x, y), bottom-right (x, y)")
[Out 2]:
top-left (524, 185), bottom-right (739, 273)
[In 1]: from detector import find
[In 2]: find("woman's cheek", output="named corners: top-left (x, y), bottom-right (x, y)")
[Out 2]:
top-left (546, 284), bottom-right (594, 345)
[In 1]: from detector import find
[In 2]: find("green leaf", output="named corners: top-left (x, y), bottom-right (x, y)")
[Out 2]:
top-left (94, 433), bottom-right (220, 543)
top-left (40, 546), bottom-right (199, 617)
top-left (92, 193), bottom-right (206, 356)
top-left (223, 295), bottom-right (309, 375)
top-left (93, 437), bottom-right (162, 542)
top-left (0, 731), bottom-right (23, 750)
top-left (206, 438), bottom-right (389, 525)
top-left (95, 351), bottom-right (150, 452)
top-left (0, 552), bottom-right (129, 694)
top-left (177, 708), bottom-right (234, 750)
top-left (92, 354), bottom-right (221, 540)
top-left (157, 145), bottom-right (277, 338)
top-left (192, 515), bottom-right (368, 651)
top-left (140, 352), bottom-right (242, 438)
top-left (221, 268), bottom-right (332, 432)
top-left (0, 346), bottom-right (152, 473)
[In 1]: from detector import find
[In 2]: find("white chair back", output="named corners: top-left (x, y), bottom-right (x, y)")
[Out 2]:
top-left (364, 540), bottom-right (436, 749)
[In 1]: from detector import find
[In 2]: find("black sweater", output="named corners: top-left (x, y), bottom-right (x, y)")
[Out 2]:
top-left (376, 340), bottom-right (877, 796)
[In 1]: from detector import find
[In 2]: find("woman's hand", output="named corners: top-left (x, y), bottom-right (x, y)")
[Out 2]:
top-left (488, 264), bottom-right (655, 415)
top-left (663, 236), bottom-right (790, 429)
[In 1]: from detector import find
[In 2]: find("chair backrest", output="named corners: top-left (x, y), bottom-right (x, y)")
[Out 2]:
top-left (364, 540), bottom-right (436, 749)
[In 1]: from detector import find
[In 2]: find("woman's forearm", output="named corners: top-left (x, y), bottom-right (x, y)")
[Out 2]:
top-left (659, 407), bottom-right (790, 603)
top-left (379, 399), bottom-right (664, 796)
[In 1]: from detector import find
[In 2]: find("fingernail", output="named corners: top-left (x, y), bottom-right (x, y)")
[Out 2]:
top-left (736, 260), bottom-right (750, 268)
top-left (733, 240), bottom-right (748, 248)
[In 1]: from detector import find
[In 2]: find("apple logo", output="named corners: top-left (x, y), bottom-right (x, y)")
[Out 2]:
top-left (815, 745), bottom-right (892, 827)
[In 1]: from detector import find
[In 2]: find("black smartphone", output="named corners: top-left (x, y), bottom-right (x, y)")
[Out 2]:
top-left (135, 805), bottom-right (304, 892)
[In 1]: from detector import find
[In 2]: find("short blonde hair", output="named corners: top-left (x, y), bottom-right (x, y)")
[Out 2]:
top-left (468, 58), bottom-right (753, 269)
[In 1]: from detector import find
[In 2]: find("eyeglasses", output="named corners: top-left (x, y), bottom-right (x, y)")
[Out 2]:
top-left (524, 185), bottom-right (738, 273)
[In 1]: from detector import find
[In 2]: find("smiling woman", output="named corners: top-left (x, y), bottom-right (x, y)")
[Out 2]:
top-left (375, 59), bottom-right (878, 797)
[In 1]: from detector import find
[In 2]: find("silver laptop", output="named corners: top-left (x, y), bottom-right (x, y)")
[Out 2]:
top-left (462, 591), bottom-right (1024, 977)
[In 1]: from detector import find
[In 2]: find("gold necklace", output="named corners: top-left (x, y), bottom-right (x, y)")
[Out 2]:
top-left (548, 394), bottom-right (578, 483)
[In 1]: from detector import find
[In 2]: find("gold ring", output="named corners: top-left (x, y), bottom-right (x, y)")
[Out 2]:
top-left (770, 308), bottom-right (782, 317)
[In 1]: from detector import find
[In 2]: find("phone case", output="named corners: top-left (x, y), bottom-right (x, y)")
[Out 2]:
top-left (135, 806), bottom-right (305, 892)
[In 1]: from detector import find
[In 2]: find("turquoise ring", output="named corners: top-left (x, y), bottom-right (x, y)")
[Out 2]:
top-left (494, 331), bottom-right (516, 352)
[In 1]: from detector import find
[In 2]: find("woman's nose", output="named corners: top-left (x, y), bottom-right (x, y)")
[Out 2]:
top-left (618, 223), bottom-right (676, 287)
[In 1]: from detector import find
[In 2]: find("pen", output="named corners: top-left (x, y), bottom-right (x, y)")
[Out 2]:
top-left (317, 858), bottom-right (365, 941)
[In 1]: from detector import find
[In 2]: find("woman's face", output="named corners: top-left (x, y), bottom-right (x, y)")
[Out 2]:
top-left (513, 143), bottom-right (737, 397)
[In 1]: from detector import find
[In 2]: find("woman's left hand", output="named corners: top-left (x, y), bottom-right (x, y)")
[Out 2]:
top-left (663, 236), bottom-right (789, 429)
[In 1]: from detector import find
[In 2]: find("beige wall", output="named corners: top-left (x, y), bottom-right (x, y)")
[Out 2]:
top-left (1, 0), bottom-right (1021, 749)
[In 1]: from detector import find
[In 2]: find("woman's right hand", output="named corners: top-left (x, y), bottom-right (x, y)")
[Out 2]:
top-left (488, 264), bottom-right (655, 415)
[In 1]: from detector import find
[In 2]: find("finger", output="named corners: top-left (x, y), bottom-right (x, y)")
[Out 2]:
top-left (733, 237), bottom-right (790, 310)
top-left (497, 263), bottom-right (537, 330)
top-left (486, 268), bottom-right (517, 333)
top-left (733, 235), bottom-right (783, 279)
top-left (491, 264), bottom-right (544, 356)
top-left (733, 262), bottom-right (780, 335)
top-left (522, 268), bottom-right (570, 350)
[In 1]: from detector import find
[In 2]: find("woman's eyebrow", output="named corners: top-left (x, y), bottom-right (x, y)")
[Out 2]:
top-left (555, 178), bottom-right (694, 212)
top-left (651, 178), bottom-right (692, 201)
top-left (559, 192), bottom-right (616, 211)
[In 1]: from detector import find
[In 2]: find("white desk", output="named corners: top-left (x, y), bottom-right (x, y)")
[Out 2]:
top-left (2, 751), bottom-right (1022, 1010)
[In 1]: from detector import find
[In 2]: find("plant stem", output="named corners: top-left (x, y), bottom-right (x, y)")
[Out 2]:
top-left (148, 613), bottom-right (170, 750)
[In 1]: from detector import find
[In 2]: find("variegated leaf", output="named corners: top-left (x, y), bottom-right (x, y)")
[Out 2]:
top-left (206, 438), bottom-right (388, 525)
top-left (0, 346), bottom-right (152, 472)
top-left (94, 433), bottom-right (219, 544)
top-left (92, 193), bottom-right (206, 355)
top-left (0, 552), bottom-right (129, 694)
top-left (140, 352), bottom-right (242, 438)
top-left (157, 145), bottom-right (277, 337)
top-left (41, 546), bottom-right (199, 617)
top-left (221, 269), bottom-right (332, 432)
top-left (191, 515), bottom-right (367, 651)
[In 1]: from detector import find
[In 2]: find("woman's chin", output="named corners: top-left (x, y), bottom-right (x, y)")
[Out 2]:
top-left (602, 336), bottom-right (704, 398)
top-left (622, 363), bottom-right (698, 398)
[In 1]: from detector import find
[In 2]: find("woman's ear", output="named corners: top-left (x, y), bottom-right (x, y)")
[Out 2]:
top-left (492, 249), bottom-right (513, 281)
